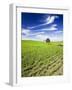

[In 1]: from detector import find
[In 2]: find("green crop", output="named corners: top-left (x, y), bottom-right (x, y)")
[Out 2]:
top-left (21, 40), bottom-right (63, 77)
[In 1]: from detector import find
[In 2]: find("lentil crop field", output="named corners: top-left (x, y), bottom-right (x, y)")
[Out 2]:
top-left (21, 40), bottom-right (63, 77)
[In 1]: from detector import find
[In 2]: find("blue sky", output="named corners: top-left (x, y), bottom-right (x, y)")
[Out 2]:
top-left (21, 12), bottom-right (63, 41)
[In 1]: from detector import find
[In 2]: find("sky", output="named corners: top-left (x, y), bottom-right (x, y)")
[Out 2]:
top-left (21, 12), bottom-right (63, 42)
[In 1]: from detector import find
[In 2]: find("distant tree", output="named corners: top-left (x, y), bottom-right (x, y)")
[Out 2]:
top-left (46, 38), bottom-right (50, 43)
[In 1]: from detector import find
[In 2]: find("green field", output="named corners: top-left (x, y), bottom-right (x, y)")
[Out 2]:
top-left (21, 40), bottom-right (63, 77)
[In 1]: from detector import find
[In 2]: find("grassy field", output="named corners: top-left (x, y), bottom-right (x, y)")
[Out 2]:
top-left (21, 40), bottom-right (63, 77)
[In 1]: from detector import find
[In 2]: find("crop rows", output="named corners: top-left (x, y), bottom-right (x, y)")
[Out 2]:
top-left (21, 40), bottom-right (63, 77)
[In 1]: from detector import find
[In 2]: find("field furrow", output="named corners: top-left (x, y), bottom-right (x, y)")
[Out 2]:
top-left (21, 40), bottom-right (63, 77)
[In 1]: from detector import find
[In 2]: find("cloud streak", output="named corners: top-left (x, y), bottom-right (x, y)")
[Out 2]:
top-left (28, 16), bottom-right (58, 29)
top-left (22, 29), bottom-right (30, 35)
top-left (41, 24), bottom-right (57, 31)
top-left (45, 16), bottom-right (58, 24)
top-left (21, 13), bottom-right (63, 42)
top-left (22, 28), bottom-right (63, 42)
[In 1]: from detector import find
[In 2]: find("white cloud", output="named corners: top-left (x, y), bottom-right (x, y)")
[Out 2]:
top-left (41, 24), bottom-right (57, 31)
top-left (34, 33), bottom-right (63, 42)
top-left (22, 30), bottom-right (63, 42)
top-left (22, 28), bottom-right (48, 41)
top-left (22, 35), bottom-right (31, 40)
top-left (45, 16), bottom-right (58, 24)
top-left (52, 24), bottom-right (57, 27)
top-left (21, 23), bottom-right (63, 42)
top-left (27, 23), bottom-right (46, 29)
top-left (48, 27), bottom-right (57, 31)
top-left (50, 36), bottom-right (63, 42)
top-left (35, 34), bottom-right (48, 41)
top-left (29, 31), bottom-right (45, 36)
top-left (27, 16), bottom-right (58, 29)
top-left (22, 29), bottom-right (31, 40)
top-left (22, 29), bottom-right (30, 36)
top-left (35, 34), bottom-right (62, 42)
